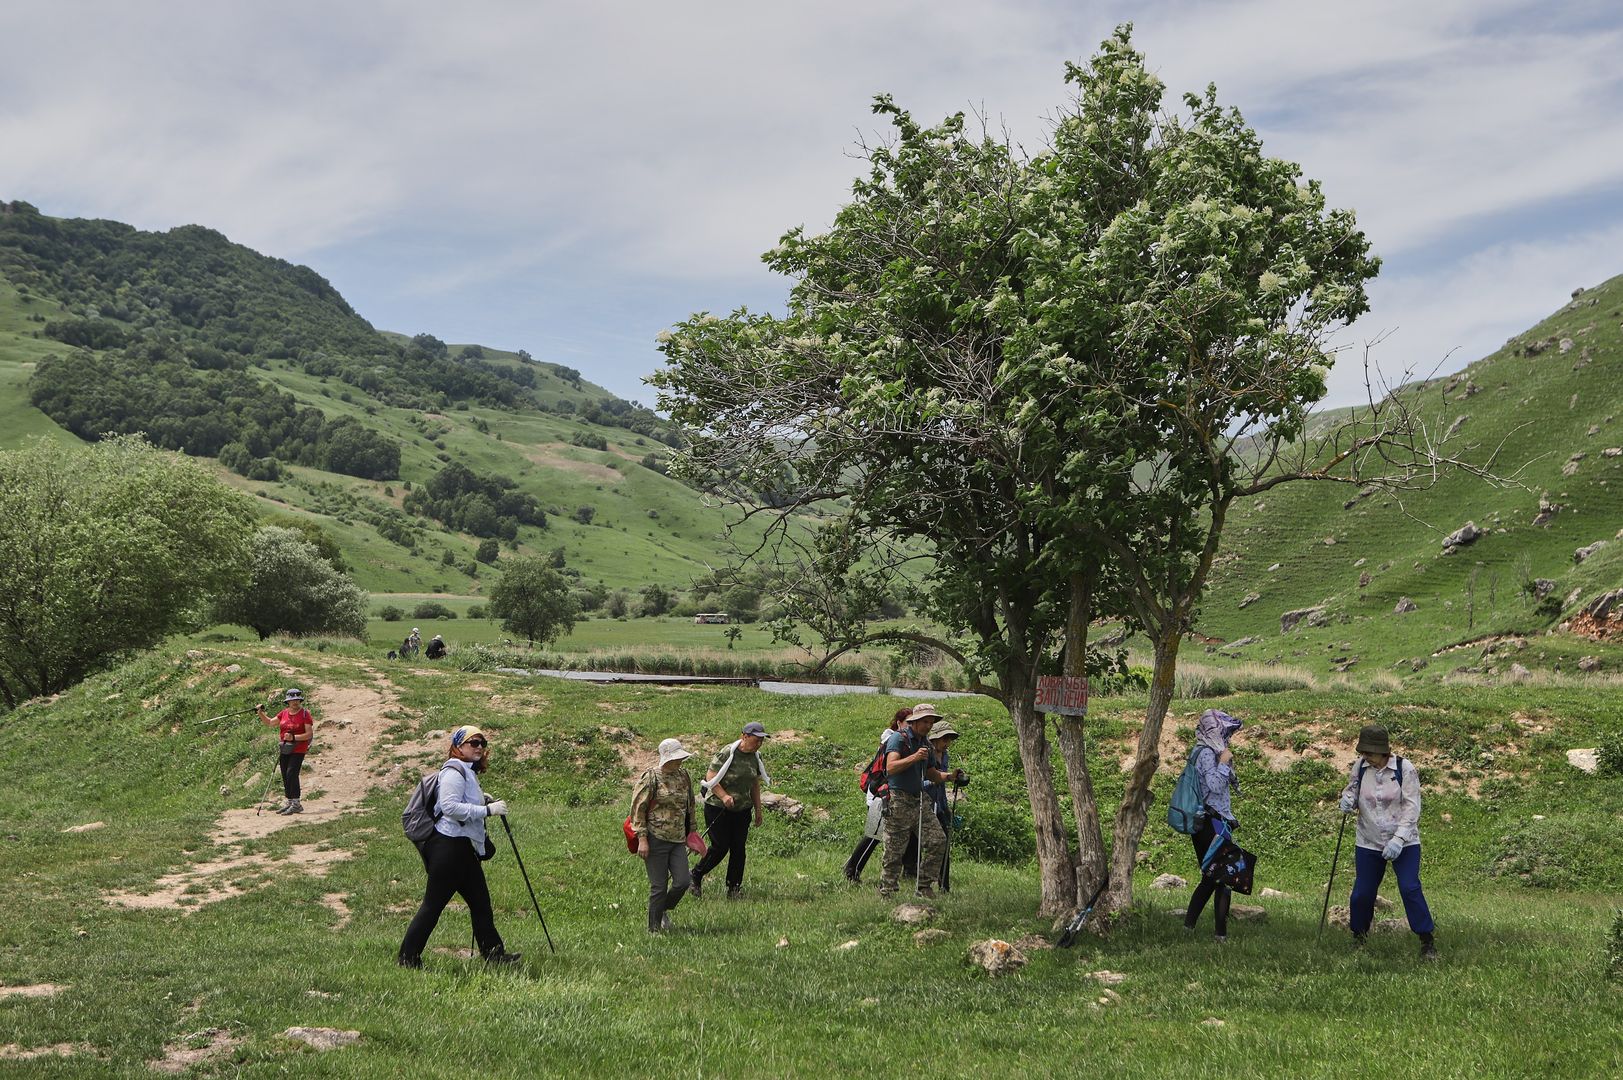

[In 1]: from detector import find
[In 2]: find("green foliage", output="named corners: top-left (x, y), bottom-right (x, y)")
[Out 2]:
top-left (0, 436), bottom-right (252, 706)
top-left (211, 526), bottom-right (368, 640)
top-left (1596, 728), bottom-right (1623, 777)
top-left (573, 504), bottom-right (596, 525)
top-left (402, 461), bottom-right (544, 539)
top-left (638, 583), bottom-right (673, 617)
top-left (467, 603), bottom-right (488, 619)
top-left (571, 430), bottom-right (609, 451)
top-left (1609, 910), bottom-right (1623, 983)
top-left (411, 602), bottom-right (457, 621)
top-left (377, 605), bottom-right (404, 622)
top-left (1487, 813), bottom-right (1623, 890)
top-left (475, 538), bottom-right (500, 565)
top-left (489, 556), bottom-right (579, 647)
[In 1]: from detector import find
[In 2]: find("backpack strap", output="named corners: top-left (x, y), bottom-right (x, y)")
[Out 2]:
top-left (684, 771), bottom-right (695, 836)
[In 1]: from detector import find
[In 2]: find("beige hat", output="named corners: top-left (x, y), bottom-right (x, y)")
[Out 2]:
top-left (907, 703), bottom-right (942, 723)
top-left (657, 738), bottom-right (691, 766)
top-left (928, 720), bottom-right (959, 741)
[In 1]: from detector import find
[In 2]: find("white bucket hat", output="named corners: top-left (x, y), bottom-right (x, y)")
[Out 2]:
top-left (657, 738), bottom-right (691, 766)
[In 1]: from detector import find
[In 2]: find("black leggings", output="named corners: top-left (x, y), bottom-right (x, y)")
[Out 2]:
top-left (693, 804), bottom-right (752, 889)
top-left (399, 832), bottom-right (504, 961)
top-left (279, 751), bottom-right (305, 799)
top-left (1185, 819), bottom-right (1232, 935)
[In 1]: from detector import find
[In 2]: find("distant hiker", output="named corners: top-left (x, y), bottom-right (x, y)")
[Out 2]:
top-left (923, 719), bottom-right (968, 892)
top-left (425, 634), bottom-right (447, 660)
top-left (844, 707), bottom-right (911, 883)
top-left (1184, 708), bottom-right (1243, 941)
top-left (630, 738), bottom-right (698, 933)
top-left (256, 688), bottom-right (313, 815)
top-left (878, 703), bottom-right (954, 898)
top-left (692, 721), bottom-right (771, 900)
top-left (398, 725), bottom-right (520, 969)
top-left (406, 627), bottom-right (422, 658)
top-left (1339, 725), bottom-right (1437, 959)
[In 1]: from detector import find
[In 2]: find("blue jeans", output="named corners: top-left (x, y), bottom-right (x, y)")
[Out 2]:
top-left (1350, 844), bottom-right (1434, 936)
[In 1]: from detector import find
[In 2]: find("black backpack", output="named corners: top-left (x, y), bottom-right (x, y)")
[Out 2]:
top-left (402, 771), bottom-right (443, 843)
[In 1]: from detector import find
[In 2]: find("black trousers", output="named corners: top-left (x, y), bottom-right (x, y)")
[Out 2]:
top-left (1185, 818), bottom-right (1232, 935)
top-left (278, 751), bottom-right (305, 799)
top-left (692, 804), bottom-right (752, 889)
top-left (399, 832), bottom-right (504, 961)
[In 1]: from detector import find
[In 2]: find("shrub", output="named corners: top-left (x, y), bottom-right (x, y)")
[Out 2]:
top-left (1596, 728), bottom-right (1623, 777)
top-left (467, 604), bottom-right (488, 619)
top-left (378, 605), bottom-right (404, 622)
top-left (412, 601), bottom-right (458, 620)
top-left (573, 504), bottom-right (596, 525)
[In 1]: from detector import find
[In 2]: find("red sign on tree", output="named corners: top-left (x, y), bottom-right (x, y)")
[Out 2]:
top-left (1035, 675), bottom-right (1089, 716)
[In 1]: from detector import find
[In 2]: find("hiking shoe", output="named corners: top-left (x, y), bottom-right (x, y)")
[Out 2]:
top-left (275, 801), bottom-right (294, 815)
top-left (482, 950), bottom-right (522, 966)
top-left (1352, 932), bottom-right (1368, 949)
top-left (1213, 934), bottom-right (1228, 943)
top-left (726, 886), bottom-right (742, 900)
top-left (286, 800), bottom-right (303, 814)
top-left (661, 912), bottom-right (673, 930)
top-left (690, 876), bottom-right (703, 900)
top-left (1420, 940), bottom-right (1439, 961)
top-left (397, 954), bottom-right (422, 969)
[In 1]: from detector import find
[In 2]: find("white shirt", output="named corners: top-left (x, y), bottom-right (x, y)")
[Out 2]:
top-left (1341, 756), bottom-right (1421, 851)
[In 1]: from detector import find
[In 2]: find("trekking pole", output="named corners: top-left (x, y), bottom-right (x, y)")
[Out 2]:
top-left (200, 706), bottom-right (262, 725)
top-left (497, 813), bottom-right (556, 954)
top-left (1317, 810), bottom-right (1351, 945)
top-left (1057, 872), bottom-right (1111, 948)
top-left (255, 748), bottom-right (281, 816)
top-left (913, 790), bottom-right (925, 897)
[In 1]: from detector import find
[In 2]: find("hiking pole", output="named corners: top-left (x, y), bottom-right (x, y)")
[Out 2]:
top-left (497, 813), bottom-right (556, 954)
top-left (200, 706), bottom-right (262, 726)
top-left (255, 748), bottom-right (281, 816)
top-left (1057, 872), bottom-right (1112, 948)
top-left (1318, 810), bottom-right (1351, 945)
top-left (913, 789), bottom-right (926, 897)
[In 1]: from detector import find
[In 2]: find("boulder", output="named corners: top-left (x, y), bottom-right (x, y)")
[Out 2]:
top-left (759, 792), bottom-right (804, 821)
top-left (1559, 338), bottom-right (1575, 353)
top-left (1578, 656), bottom-right (1601, 673)
top-left (1393, 597), bottom-right (1418, 614)
top-left (1441, 522), bottom-right (1482, 552)
top-left (1581, 588), bottom-right (1623, 620)
top-left (1574, 541), bottom-right (1607, 564)
top-left (891, 903), bottom-right (936, 926)
top-left (1280, 607), bottom-right (1328, 634)
top-left (1358, 571), bottom-right (1371, 588)
top-left (966, 939), bottom-right (1027, 977)
top-left (1566, 748), bottom-right (1598, 774)
top-left (1563, 453), bottom-right (1586, 477)
top-left (1532, 495), bottom-right (1562, 527)
top-left (1150, 873), bottom-right (1187, 891)
top-left (1238, 592), bottom-right (1260, 609)
top-left (1604, 448), bottom-right (1623, 458)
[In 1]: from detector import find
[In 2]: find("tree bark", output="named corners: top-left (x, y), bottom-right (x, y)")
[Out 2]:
top-left (1056, 574), bottom-right (1107, 903)
top-left (1006, 665), bottom-right (1079, 917)
top-left (1104, 625), bottom-right (1181, 912)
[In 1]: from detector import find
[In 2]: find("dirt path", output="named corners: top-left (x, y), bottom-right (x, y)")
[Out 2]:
top-left (105, 665), bottom-right (400, 913)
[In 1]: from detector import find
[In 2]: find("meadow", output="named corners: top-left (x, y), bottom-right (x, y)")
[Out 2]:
top-left (1, 637), bottom-right (1618, 1077)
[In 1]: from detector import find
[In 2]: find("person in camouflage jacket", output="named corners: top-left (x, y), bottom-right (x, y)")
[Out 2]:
top-left (630, 738), bottom-right (697, 933)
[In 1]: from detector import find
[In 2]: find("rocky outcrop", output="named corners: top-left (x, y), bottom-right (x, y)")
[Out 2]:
top-left (1441, 522), bottom-right (1482, 553)
top-left (1574, 541), bottom-right (1607, 564)
top-left (1393, 597), bottom-right (1418, 614)
top-left (1280, 607), bottom-right (1328, 634)
top-left (1532, 495), bottom-right (1562, 527)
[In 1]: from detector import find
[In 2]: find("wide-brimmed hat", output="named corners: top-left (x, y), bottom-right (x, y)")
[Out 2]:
top-left (927, 720), bottom-right (959, 741)
top-left (907, 703), bottom-right (941, 723)
top-left (658, 738), bottom-right (692, 766)
top-left (284, 688), bottom-right (304, 702)
top-left (450, 724), bottom-right (486, 748)
top-left (741, 722), bottom-right (770, 739)
top-left (1355, 724), bottom-right (1391, 755)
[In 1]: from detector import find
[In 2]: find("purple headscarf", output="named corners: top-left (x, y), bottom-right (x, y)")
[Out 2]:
top-left (1195, 709), bottom-right (1242, 754)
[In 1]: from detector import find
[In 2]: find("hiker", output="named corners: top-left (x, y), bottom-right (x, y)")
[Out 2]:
top-left (256, 688), bottom-right (313, 815)
top-left (425, 634), bottom-right (447, 660)
top-left (398, 725), bottom-right (520, 968)
top-left (406, 627), bottom-right (422, 658)
top-left (1184, 708), bottom-right (1242, 941)
top-left (924, 718), bottom-right (968, 892)
top-left (691, 722), bottom-right (770, 899)
top-left (630, 738), bottom-right (698, 933)
top-left (1339, 724), bottom-right (1437, 959)
top-left (877, 703), bottom-right (954, 898)
top-left (844, 707), bottom-right (911, 883)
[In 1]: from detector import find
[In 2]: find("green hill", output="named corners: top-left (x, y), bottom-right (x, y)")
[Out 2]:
top-left (0, 200), bottom-right (769, 601)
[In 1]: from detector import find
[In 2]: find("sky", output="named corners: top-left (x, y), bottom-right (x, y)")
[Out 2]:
top-left (3, 0), bottom-right (1622, 409)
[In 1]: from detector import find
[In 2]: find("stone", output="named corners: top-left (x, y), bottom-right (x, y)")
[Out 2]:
top-left (62, 822), bottom-right (106, 833)
top-left (1574, 541), bottom-right (1607, 564)
top-left (1280, 606), bottom-right (1328, 634)
top-left (1393, 597), bottom-right (1418, 614)
top-left (223, 664), bottom-right (242, 674)
top-left (1410, 657), bottom-right (1428, 672)
top-left (1566, 748), bottom-right (1598, 774)
top-left (913, 928), bottom-right (950, 946)
top-left (1558, 338), bottom-right (1574, 353)
top-left (1532, 495), bottom-right (1562, 527)
top-left (1580, 588), bottom-right (1623, 621)
top-left (1087, 969), bottom-right (1127, 987)
top-left (1508, 663), bottom-right (1531, 680)
top-left (1224, 636), bottom-right (1260, 650)
top-left (1530, 578), bottom-right (1557, 599)
top-left (967, 939), bottom-right (1027, 976)
top-left (1578, 656), bottom-right (1601, 673)
top-left (1445, 414), bottom-right (1468, 439)
top-left (1230, 905), bottom-right (1266, 921)
top-left (1563, 454), bottom-right (1585, 477)
top-left (891, 903), bottom-right (936, 926)
top-left (1267, 563), bottom-right (1281, 572)
top-left (1150, 873), bottom-right (1187, 890)
top-left (1604, 448), bottom-right (1623, 458)
top-left (1323, 536), bottom-right (1338, 546)
top-left (836, 939), bottom-right (861, 951)
top-left (759, 792), bottom-right (804, 820)
top-left (1259, 887), bottom-right (1288, 898)
top-left (281, 1028), bottom-right (361, 1052)
top-left (1353, 557), bottom-right (1367, 568)
top-left (1358, 571), bottom-right (1371, 588)
top-left (1238, 592), bottom-right (1260, 609)
top-left (1201, 1017), bottom-right (1226, 1028)
top-left (777, 936), bottom-right (790, 948)
top-left (1441, 522), bottom-right (1482, 552)
top-left (1588, 425), bottom-right (1602, 436)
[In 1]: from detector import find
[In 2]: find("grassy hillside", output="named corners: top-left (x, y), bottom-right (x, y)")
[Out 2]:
top-left (0, 639), bottom-right (1617, 1075)
top-left (1196, 273), bottom-right (1623, 679)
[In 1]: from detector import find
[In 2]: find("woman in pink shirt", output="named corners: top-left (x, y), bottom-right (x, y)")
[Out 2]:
top-left (257, 688), bottom-right (313, 814)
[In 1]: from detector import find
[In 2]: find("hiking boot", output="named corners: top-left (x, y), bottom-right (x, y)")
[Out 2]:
top-left (1419, 937), bottom-right (1439, 961)
top-left (397, 953), bottom-right (422, 969)
top-left (1213, 934), bottom-right (1228, 943)
top-left (286, 799), bottom-right (303, 814)
top-left (690, 875), bottom-right (703, 899)
top-left (1352, 932), bottom-right (1368, 949)
top-left (726, 886), bottom-right (742, 900)
top-left (275, 801), bottom-right (294, 815)
top-left (661, 912), bottom-right (673, 930)
top-left (482, 950), bottom-right (522, 966)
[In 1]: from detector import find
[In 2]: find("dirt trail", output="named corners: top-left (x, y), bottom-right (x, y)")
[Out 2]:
top-left (105, 665), bottom-right (400, 913)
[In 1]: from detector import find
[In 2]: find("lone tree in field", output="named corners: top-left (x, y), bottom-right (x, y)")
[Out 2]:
top-left (0, 436), bottom-right (252, 707)
top-left (489, 556), bottom-right (578, 647)
top-left (212, 526), bottom-right (370, 641)
top-left (654, 27), bottom-right (1476, 919)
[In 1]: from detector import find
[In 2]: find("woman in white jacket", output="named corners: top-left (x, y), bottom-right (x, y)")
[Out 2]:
top-left (1339, 724), bottom-right (1437, 959)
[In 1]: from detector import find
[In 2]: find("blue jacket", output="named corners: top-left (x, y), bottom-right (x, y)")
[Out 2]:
top-left (434, 758), bottom-right (492, 849)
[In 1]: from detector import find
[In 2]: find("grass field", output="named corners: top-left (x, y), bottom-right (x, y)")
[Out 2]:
top-left (1, 638), bottom-right (1618, 1077)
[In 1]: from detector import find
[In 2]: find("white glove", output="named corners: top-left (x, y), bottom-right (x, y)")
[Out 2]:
top-left (485, 799), bottom-right (509, 818)
top-left (1381, 837), bottom-right (1404, 861)
top-left (1339, 792), bottom-right (1356, 814)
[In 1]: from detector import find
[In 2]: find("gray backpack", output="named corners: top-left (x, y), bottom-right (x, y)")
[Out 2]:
top-left (402, 771), bottom-right (443, 844)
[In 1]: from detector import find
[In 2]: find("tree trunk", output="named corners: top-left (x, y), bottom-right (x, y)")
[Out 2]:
top-left (1006, 666), bottom-right (1079, 917)
top-left (1103, 626), bottom-right (1181, 913)
top-left (1056, 574), bottom-right (1107, 903)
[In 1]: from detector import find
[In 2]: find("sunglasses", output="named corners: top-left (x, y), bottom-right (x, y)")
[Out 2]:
top-left (464, 738), bottom-right (488, 748)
